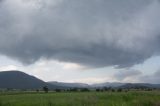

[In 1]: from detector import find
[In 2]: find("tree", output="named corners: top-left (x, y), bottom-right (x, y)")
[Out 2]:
top-left (104, 87), bottom-right (111, 91)
top-left (80, 88), bottom-right (90, 92)
top-left (55, 89), bottom-right (61, 92)
top-left (69, 88), bottom-right (78, 92)
top-left (36, 89), bottom-right (39, 92)
top-left (96, 88), bottom-right (100, 92)
top-left (111, 89), bottom-right (115, 92)
top-left (117, 88), bottom-right (122, 92)
top-left (43, 86), bottom-right (49, 93)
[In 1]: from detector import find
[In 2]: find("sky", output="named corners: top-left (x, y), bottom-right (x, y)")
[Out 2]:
top-left (0, 0), bottom-right (160, 84)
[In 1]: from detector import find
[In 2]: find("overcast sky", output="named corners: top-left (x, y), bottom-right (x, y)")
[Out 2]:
top-left (0, 0), bottom-right (160, 84)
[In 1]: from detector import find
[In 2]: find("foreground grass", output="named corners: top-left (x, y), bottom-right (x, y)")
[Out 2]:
top-left (0, 91), bottom-right (160, 106)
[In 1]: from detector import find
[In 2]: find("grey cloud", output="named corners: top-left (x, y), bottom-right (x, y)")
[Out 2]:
top-left (140, 70), bottom-right (160, 84)
top-left (0, 0), bottom-right (160, 67)
top-left (113, 69), bottom-right (160, 84)
top-left (114, 69), bottom-right (142, 81)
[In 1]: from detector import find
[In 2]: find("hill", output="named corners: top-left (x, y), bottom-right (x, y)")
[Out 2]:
top-left (0, 71), bottom-right (50, 89)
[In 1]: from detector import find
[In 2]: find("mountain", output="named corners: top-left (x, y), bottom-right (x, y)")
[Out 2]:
top-left (119, 83), bottom-right (160, 89)
top-left (0, 71), bottom-right (54, 89)
top-left (48, 82), bottom-right (125, 88)
top-left (0, 71), bottom-right (160, 90)
top-left (91, 82), bottom-right (124, 88)
top-left (48, 81), bottom-right (90, 88)
top-left (48, 81), bottom-right (160, 89)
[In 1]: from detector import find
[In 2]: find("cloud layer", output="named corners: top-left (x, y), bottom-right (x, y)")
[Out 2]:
top-left (0, 0), bottom-right (160, 68)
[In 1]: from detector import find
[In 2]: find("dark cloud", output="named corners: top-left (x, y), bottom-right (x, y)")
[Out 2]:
top-left (0, 0), bottom-right (160, 67)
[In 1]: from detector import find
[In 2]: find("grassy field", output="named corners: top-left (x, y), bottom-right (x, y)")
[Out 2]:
top-left (0, 91), bottom-right (160, 106)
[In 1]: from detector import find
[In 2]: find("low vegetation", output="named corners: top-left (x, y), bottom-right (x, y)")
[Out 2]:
top-left (0, 90), bottom-right (160, 106)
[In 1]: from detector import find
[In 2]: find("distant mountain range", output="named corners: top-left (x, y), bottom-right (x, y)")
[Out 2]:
top-left (91, 82), bottom-right (124, 88)
top-left (48, 81), bottom-right (90, 88)
top-left (0, 71), bottom-right (160, 89)
top-left (119, 83), bottom-right (160, 89)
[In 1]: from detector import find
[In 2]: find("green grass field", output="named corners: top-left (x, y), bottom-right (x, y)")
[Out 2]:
top-left (0, 91), bottom-right (160, 106)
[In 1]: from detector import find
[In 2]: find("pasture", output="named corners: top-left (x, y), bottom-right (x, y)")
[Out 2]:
top-left (0, 91), bottom-right (160, 106)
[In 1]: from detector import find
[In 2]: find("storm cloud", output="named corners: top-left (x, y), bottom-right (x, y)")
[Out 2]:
top-left (0, 0), bottom-right (160, 68)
